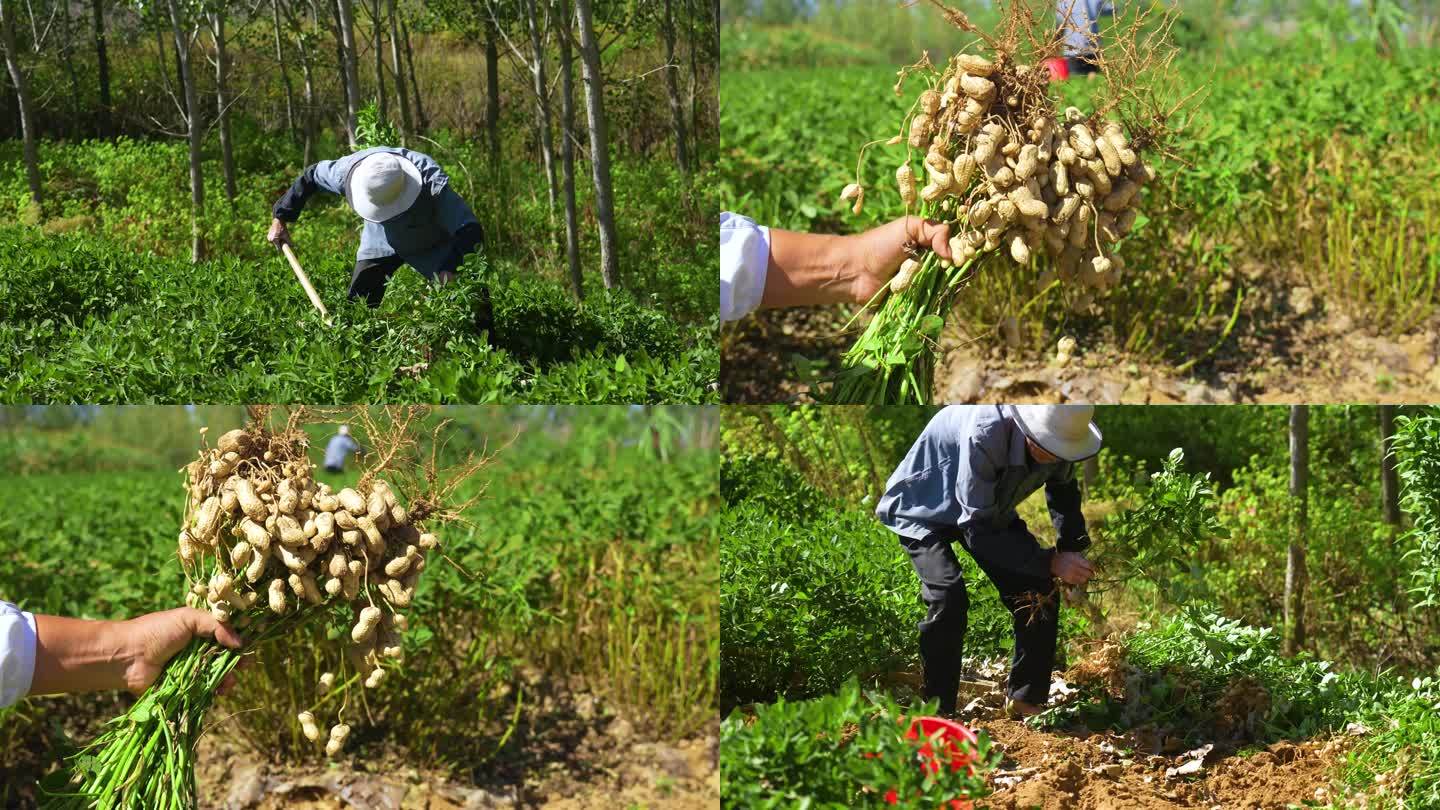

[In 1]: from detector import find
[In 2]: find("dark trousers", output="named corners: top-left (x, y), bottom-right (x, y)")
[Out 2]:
top-left (1066, 54), bottom-right (1101, 76)
top-left (348, 245), bottom-right (492, 334)
top-left (348, 255), bottom-right (407, 307)
top-left (901, 524), bottom-right (1059, 714)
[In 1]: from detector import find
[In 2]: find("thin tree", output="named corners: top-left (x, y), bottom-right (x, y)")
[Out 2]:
top-left (57, 0), bottom-right (84, 138)
top-left (0, 0), bottom-right (42, 208)
top-left (574, 0), bottom-right (618, 287)
top-left (524, 0), bottom-right (557, 211)
top-left (1380, 405), bottom-right (1401, 529)
top-left (368, 0), bottom-right (386, 121)
top-left (291, 0), bottom-right (321, 163)
top-left (484, 15), bottom-right (500, 162)
top-left (660, 0), bottom-right (689, 177)
top-left (208, 1), bottom-right (237, 202)
top-left (388, 0), bottom-right (411, 139)
top-left (555, 0), bottom-right (582, 299)
top-left (92, 0), bottom-right (112, 135)
top-left (685, 0), bottom-right (696, 141)
top-left (1284, 405), bottom-right (1309, 656)
top-left (272, 0), bottom-right (298, 140)
top-left (167, 0), bottom-right (206, 260)
top-left (335, 0), bottom-right (361, 145)
top-left (399, 12), bottom-right (424, 130)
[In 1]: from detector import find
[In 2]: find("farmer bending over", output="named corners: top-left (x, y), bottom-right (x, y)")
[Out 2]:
top-left (878, 405), bottom-right (1099, 719)
top-left (267, 147), bottom-right (491, 330)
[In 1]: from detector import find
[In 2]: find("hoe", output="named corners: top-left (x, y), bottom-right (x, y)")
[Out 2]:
top-left (279, 242), bottom-right (334, 327)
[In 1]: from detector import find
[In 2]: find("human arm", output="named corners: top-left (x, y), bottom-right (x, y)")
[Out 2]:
top-left (1046, 466), bottom-right (1095, 584)
top-left (761, 216), bottom-right (954, 310)
top-left (954, 428), bottom-right (1058, 579)
top-left (269, 159), bottom-right (351, 246)
top-left (1045, 467), bottom-right (1091, 553)
top-left (29, 608), bottom-right (242, 697)
top-left (433, 187), bottom-right (484, 278)
top-left (720, 213), bottom-right (955, 320)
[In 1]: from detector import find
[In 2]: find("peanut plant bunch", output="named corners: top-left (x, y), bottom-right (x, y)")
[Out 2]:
top-left (50, 424), bottom-right (448, 810)
top-left (831, 49), bottom-right (1158, 404)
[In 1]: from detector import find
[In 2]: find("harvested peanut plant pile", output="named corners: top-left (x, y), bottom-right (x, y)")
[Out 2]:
top-left (831, 2), bottom-right (1183, 403)
top-left (48, 407), bottom-right (484, 810)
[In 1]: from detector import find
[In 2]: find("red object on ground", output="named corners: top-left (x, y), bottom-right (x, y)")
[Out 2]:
top-left (873, 716), bottom-right (982, 808)
top-left (906, 716), bottom-right (980, 777)
top-left (1045, 57), bottom-right (1070, 82)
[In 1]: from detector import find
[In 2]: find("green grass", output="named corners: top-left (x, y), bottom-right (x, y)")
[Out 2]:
top-left (0, 134), bottom-right (718, 403)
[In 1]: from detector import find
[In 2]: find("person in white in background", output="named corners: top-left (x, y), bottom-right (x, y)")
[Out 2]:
top-left (720, 212), bottom-right (956, 321)
top-left (0, 601), bottom-right (241, 708)
top-left (324, 424), bottom-right (362, 474)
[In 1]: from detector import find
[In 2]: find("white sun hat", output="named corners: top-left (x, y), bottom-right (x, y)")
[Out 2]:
top-left (1008, 405), bottom-right (1103, 462)
top-left (346, 152), bottom-right (422, 223)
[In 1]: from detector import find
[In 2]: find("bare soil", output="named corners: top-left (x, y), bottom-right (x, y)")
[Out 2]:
top-left (193, 691), bottom-right (718, 810)
top-left (945, 645), bottom-right (1372, 810)
top-left (975, 717), bottom-right (1344, 810)
top-left (720, 277), bottom-right (1440, 403)
top-left (2, 690), bottom-right (716, 810)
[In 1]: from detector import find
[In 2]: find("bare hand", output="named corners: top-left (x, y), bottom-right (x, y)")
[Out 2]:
top-left (1050, 551), bottom-right (1095, 586)
top-left (118, 607), bottom-right (244, 694)
top-left (267, 218), bottom-right (292, 248)
top-left (844, 216), bottom-right (954, 303)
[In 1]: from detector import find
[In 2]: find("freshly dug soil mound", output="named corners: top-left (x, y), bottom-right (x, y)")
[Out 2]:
top-left (977, 718), bottom-right (1344, 810)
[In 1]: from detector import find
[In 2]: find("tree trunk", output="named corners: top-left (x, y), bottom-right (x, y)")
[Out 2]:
top-left (685, 0), bottom-right (698, 141)
top-left (211, 9), bottom-right (237, 203)
top-left (1, 0), bottom-right (42, 208)
top-left (661, 0), bottom-right (689, 177)
top-left (1284, 405), bottom-right (1309, 656)
top-left (400, 14), bottom-right (425, 131)
top-left (91, 0), bottom-right (111, 136)
top-left (297, 23), bottom-right (316, 165)
top-left (167, 0), bottom-right (206, 261)
top-left (57, 0), bottom-right (83, 139)
top-left (1380, 405), bottom-right (1401, 528)
top-left (273, 0), bottom-right (297, 141)
top-left (370, 0), bottom-right (386, 121)
top-left (335, 0), bottom-right (360, 145)
top-left (556, 0), bottom-right (582, 300)
top-left (387, 0), bottom-right (410, 141)
top-left (172, 24), bottom-right (188, 119)
top-left (485, 19), bottom-right (500, 163)
top-left (574, 0), bottom-right (618, 288)
top-left (525, 0), bottom-right (557, 213)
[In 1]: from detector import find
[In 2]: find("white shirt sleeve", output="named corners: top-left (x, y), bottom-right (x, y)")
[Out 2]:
top-left (0, 601), bottom-right (37, 707)
top-left (720, 212), bottom-right (770, 322)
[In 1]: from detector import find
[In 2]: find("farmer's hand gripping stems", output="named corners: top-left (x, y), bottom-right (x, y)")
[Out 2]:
top-left (48, 411), bottom-right (477, 810)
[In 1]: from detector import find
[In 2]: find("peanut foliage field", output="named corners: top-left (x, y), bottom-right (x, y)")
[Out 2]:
top-left (0, 406), bottom-right (719, 807)
top-left (719, 11), bottom-right (1440, 398)
top-left (0, 136), bottom-right (718, 403)
top-left (719, 405), bottom-right (1440, 808)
